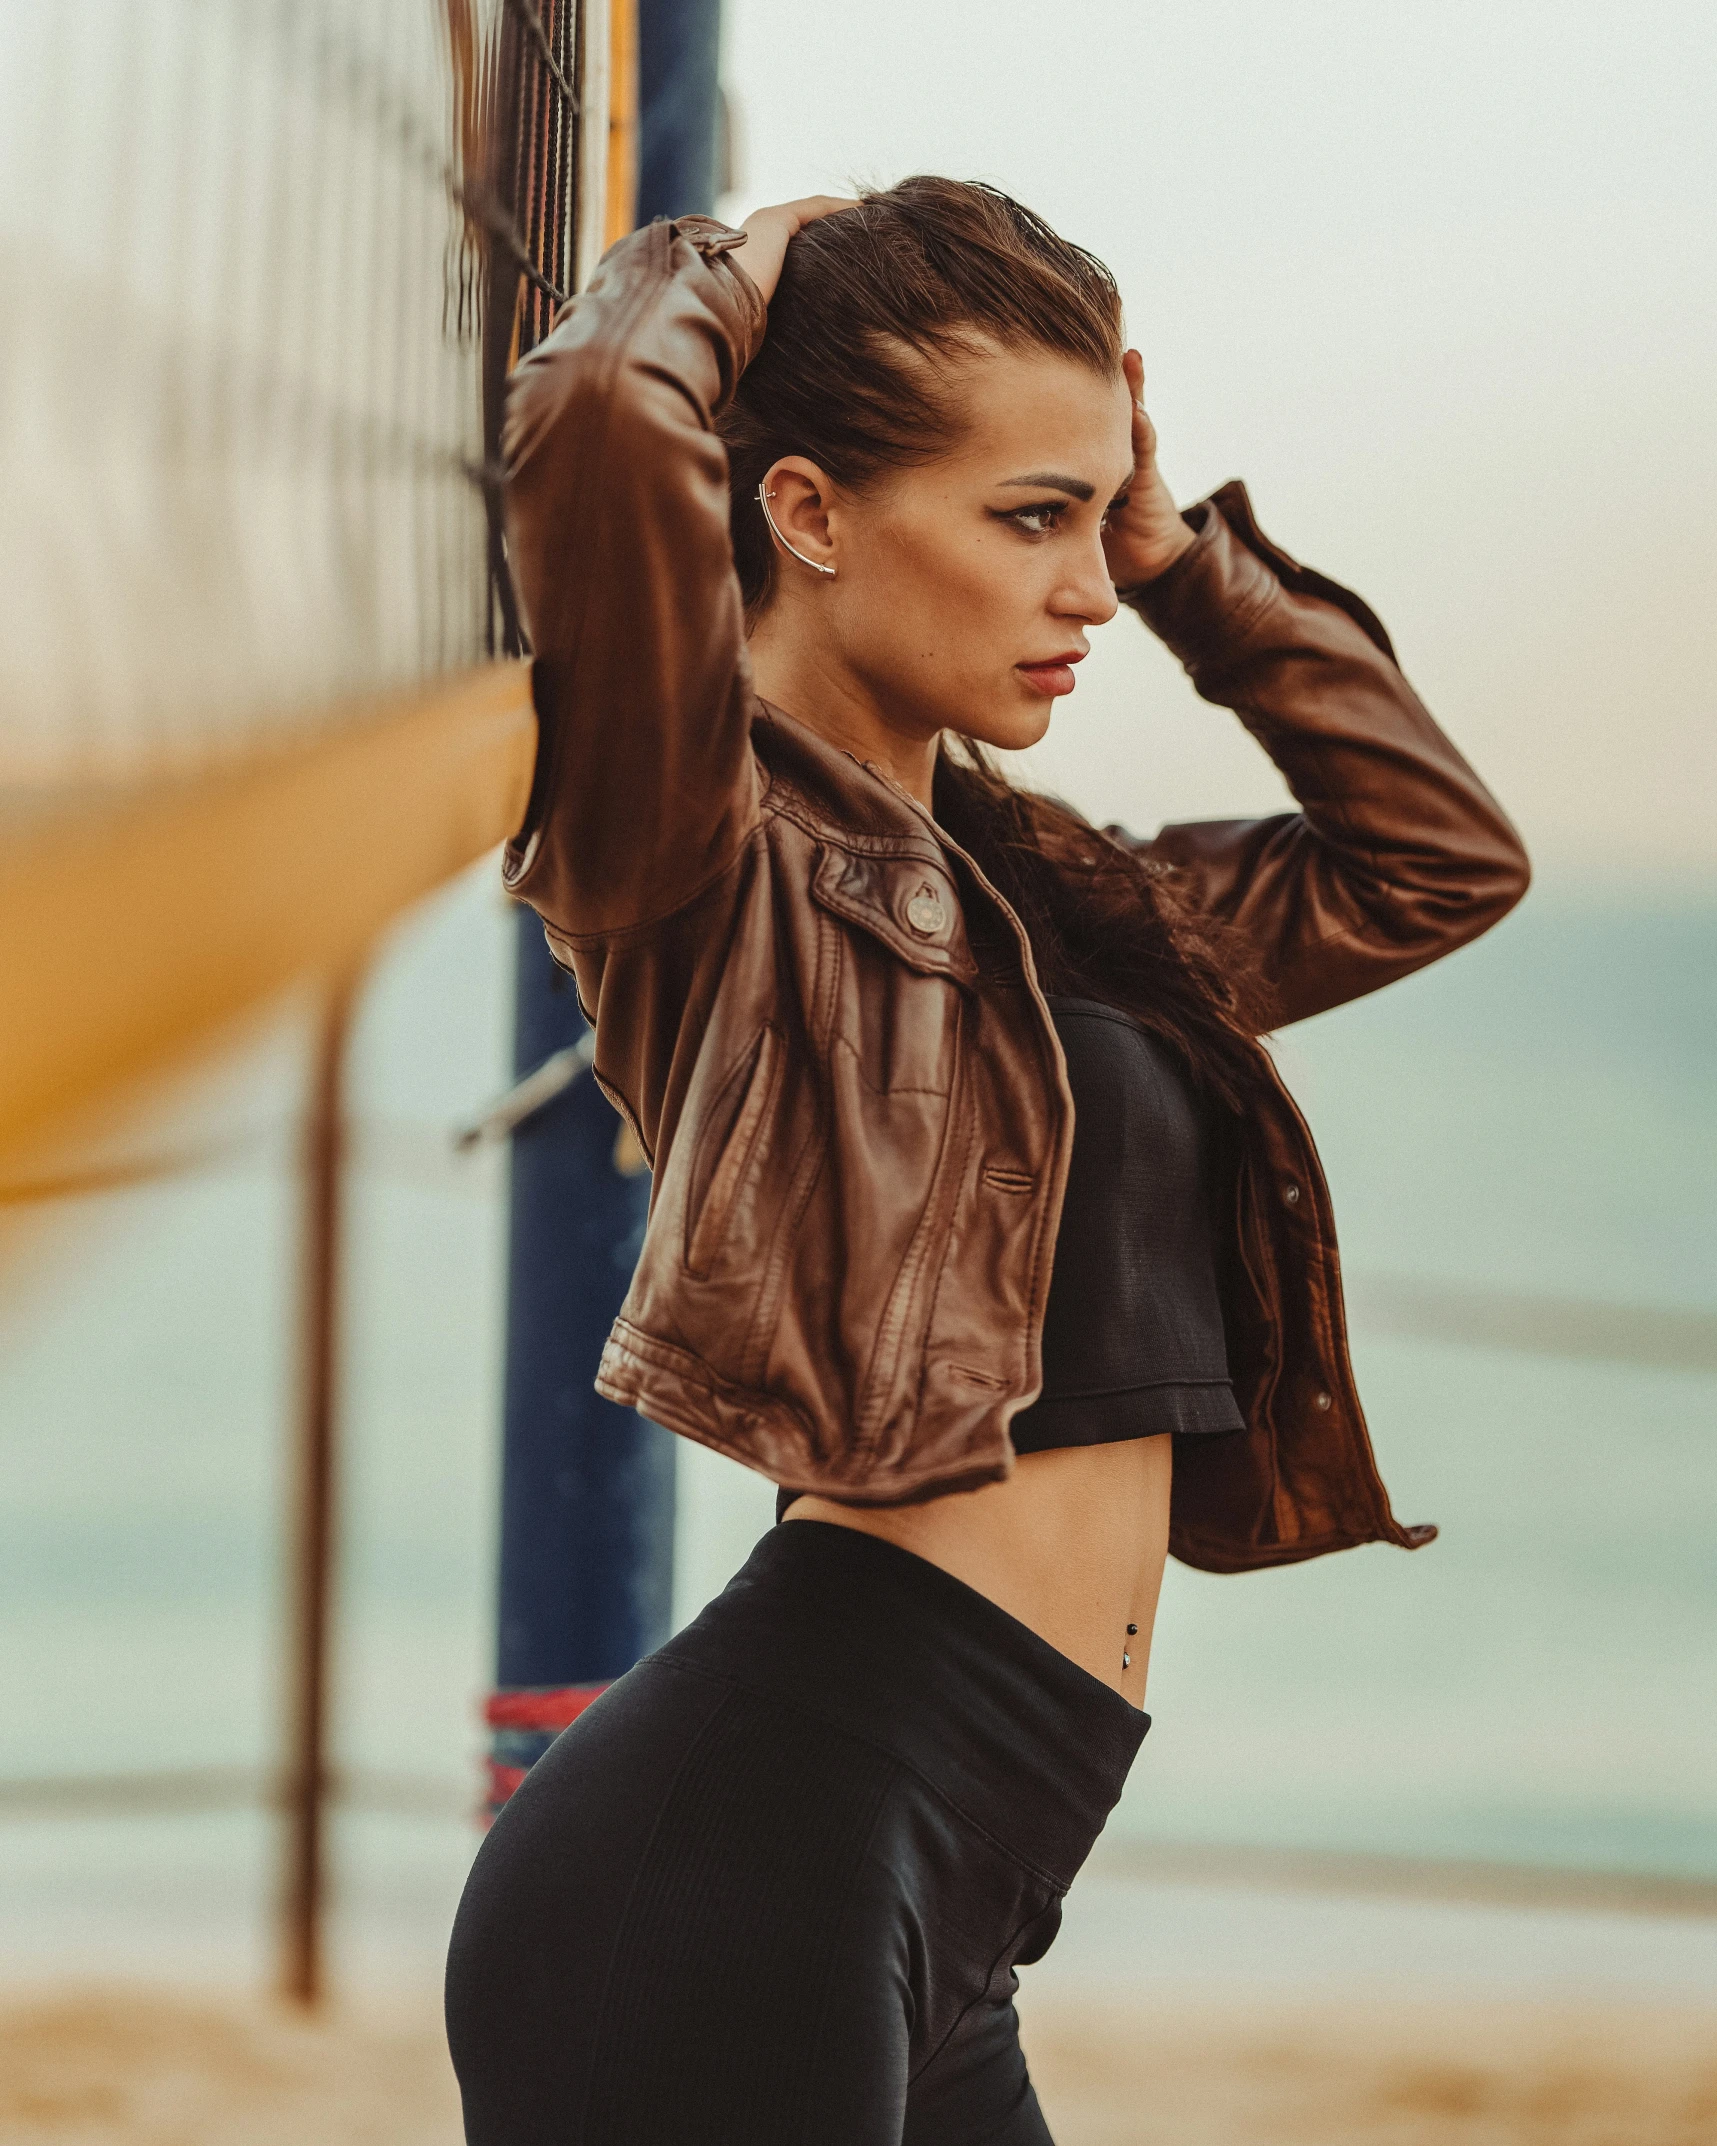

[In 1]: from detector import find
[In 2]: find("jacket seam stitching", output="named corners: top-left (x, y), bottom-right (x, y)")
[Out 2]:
top-left (509, 224), bottom-right (672, 901)
top-left (545, 819), bottom-right (764, 950)
top-left (514, 219), bottom-right (763, 931)
top-left (605, 1326), bottom-right (1014, 1499)
top-left (830, 1035), bottom-right (952, 1100)
top-left (767, 792), bottom-right (949, 861)
top-left (1190, 570), bottom-right (1280, 660)
top-left (909, 997), bottom-right (984, 1428)
top-left (603, 1319), bottom-right (823, 1449)
top-left (1225, 678), bottom-right (1406, 965)
top-left (1173, 1519), bottom-right (1394, 1557)
top-left (738, 1059), bottom-right (829, 1386)
top-left (589, 1068), bottom-right (654, 1172)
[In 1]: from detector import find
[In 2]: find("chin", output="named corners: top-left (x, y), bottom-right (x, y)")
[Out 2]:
top-left (964, 706), bottom-right (1053, 755)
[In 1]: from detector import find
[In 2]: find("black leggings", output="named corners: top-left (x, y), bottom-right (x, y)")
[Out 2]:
top-left (445, 1520), bottom-right (1148, 2145)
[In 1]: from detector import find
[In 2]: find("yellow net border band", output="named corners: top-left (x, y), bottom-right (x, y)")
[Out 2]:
top-left (1, 663), bottom-right (535, 1167)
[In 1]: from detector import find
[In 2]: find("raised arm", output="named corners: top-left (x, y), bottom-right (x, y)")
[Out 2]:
top-left (499, 215), bottom-right (766, 942)
top-left (1115, 481), bottom-right (1530, 1029)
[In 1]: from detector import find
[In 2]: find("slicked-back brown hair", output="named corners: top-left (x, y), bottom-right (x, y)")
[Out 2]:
top-left (720, 176), bottom-right (1124, 618)
top-left (723, 176), bottom-right (1272, 1101)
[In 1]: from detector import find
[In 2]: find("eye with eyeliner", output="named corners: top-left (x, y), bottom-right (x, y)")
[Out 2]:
top-left (992, 500), bottom-right (1068, 538)
top-left (992, 490), bottom-right (1131, 539)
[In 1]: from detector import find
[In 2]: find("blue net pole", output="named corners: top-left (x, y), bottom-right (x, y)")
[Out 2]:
top-left (487, 0), bottom-right (724, 1816)
top-left (638, 0), bottom-right (724, 229)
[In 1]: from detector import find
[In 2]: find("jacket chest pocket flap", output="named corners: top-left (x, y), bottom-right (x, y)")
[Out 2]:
top-left (810, 846), bottom-right (979, 984)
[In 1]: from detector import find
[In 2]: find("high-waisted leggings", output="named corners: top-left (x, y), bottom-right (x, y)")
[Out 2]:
top-left (445, 1519), bottom-right (1148, 2145)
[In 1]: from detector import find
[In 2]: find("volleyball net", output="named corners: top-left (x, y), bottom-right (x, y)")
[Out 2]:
top-left (0, 0), bottom-right (630, 1167)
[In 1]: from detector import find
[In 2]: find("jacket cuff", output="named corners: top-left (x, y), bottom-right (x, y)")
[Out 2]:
top-left (1118, 495), bottom-right (1279, 673)
top-left (673, 212), bottom-right (749, 258)
top-left (674, 214), bottom-right (768, 368)
top-left (1124, 480), bottom-right (1399, 672)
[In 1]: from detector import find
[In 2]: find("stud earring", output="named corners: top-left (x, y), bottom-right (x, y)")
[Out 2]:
top-left (757, 483), bottom-right (836, 577)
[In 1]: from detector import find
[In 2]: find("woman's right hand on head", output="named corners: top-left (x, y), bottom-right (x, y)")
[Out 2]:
top-left (737, 196), bottom-right (857, 306)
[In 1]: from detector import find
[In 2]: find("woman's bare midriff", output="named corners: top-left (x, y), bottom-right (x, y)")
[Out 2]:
top-left (785, 1436), bottom-right (1171, 1701)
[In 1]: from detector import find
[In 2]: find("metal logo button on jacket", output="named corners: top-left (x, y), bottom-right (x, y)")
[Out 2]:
top-left (906, 888), bottom-right (946, 937)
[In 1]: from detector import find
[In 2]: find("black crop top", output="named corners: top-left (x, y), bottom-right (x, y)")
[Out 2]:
top-left (1008, 996), bottom-right (1246, 1455)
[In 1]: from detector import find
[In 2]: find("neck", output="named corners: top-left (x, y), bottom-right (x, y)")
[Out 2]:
top-left (747, 608), bottom-right (940, 811)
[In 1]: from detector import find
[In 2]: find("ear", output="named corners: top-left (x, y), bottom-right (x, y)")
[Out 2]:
top-left (759, 456), bottom-right (839, 576)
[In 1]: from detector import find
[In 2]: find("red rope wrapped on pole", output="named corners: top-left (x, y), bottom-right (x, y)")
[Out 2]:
top-left (481, 1683), bottom-right (612, 1823)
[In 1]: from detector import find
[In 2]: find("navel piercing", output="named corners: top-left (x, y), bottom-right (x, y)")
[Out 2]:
top-left (757, 483), bottom-right (836, 576)
top-left (1122, 1622), bottom-right (1138, 1673)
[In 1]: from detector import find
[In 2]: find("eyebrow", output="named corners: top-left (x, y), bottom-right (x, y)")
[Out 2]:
top-left (998, 472), bottom-right (1096, 501)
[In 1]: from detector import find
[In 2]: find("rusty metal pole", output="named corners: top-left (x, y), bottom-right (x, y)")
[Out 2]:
top-left (280, 969), bottom-right (358, 2006)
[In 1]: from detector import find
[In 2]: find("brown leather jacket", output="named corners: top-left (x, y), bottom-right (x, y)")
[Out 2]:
top-left (500, 215), bottom-right (1530, 1573)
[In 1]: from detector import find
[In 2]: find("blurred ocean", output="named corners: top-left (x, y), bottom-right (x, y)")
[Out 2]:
top-left (2, 865), bottom-right (1713, 1984)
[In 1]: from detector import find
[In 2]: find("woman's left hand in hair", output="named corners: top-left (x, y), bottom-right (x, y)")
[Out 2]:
top-left (736, 196), bottom-right (858, 307)
top-left (1102, 350), bottom-right (1197, 588)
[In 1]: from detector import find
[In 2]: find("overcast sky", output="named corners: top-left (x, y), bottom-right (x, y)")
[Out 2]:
top-left (718, 0), bottom-right (1715, 892)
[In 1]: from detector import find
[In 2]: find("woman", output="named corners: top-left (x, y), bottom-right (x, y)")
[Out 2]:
top-left (446, 180), bottom-right (1527, 2144)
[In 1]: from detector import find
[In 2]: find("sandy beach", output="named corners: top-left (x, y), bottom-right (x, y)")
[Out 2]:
top-left (4, 1985), bottom-right (1714, 2146)
top-left (1022, 1999), bottom-right (1717, 2144)
top-left (7, 1841), bottom-right (1717, 2144)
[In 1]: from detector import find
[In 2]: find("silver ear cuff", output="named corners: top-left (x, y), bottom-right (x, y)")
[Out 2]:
top-left (757, 483), bottom-right (836, 576)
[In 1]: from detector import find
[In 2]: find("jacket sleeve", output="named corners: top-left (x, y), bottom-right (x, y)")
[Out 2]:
top-left (1116, 481), bottom-right (1530, 1029)
top-left (499, 215), bottom-right (767, 943)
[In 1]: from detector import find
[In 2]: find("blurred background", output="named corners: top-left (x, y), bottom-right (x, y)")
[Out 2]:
top-left (2, 2), bottom-right (1713, 2141)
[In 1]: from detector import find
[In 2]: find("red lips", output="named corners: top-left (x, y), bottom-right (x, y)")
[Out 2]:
top-left (1015, 650), bottom-right (1086, 698)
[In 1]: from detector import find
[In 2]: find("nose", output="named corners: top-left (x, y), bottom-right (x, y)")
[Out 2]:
top-left (1053, 532), bottom-right (1120, 629)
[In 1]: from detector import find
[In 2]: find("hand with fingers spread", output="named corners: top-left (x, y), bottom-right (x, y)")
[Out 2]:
top-left (736, 195), bottom-right (859, 305)
top-left (1102, 348), bottom-right (1196, 588)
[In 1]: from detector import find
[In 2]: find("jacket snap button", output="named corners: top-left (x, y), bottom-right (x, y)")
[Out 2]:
top-left (906, 889), bottom-right (945, 936)
top-left (1314, 1389), bottom-right (1332, 1411)
top-left (1282, 1181), bottom-right (1301, 1206)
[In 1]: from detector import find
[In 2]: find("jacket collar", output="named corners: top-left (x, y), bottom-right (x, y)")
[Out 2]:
top-left (752, 697), bottom-right (950, 857)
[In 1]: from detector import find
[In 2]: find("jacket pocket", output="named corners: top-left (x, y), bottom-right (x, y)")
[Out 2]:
top-left (811, 845), bottom-right (974, 1098)
top-left (809, 845), bottom-right (978, 985)
top-left (685, 1024), bottom-right (781, 1279)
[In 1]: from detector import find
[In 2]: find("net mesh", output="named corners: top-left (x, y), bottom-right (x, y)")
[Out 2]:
top-left (0, 0), bottom-right (589, 790)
